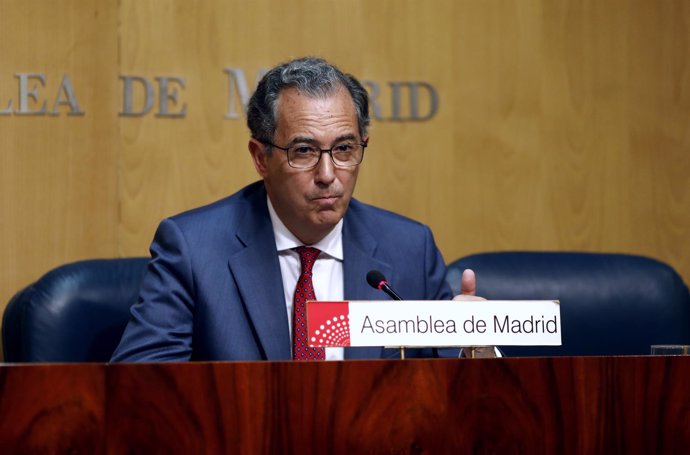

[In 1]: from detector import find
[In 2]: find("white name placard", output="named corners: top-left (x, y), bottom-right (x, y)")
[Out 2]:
top-left (307, 300), bottom-right (561, 347)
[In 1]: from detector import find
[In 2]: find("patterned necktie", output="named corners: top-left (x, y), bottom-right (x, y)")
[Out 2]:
top-left (292, 246), bottom-right (325, 360)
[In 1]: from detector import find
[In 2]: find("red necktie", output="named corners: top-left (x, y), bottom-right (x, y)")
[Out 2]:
top-left (292, 246), bottom-right (325, 360)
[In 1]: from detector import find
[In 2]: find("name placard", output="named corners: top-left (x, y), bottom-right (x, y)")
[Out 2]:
top-left (307, 300), bottom-right (561, 347)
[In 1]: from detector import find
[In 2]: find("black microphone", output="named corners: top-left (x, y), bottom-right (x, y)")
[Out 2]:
top-left (368, 270), bottom-right (489, 360)
top-left (367, 270), bottom-right (427, 360)
top-left (366, 270), bottom-right (403, 301)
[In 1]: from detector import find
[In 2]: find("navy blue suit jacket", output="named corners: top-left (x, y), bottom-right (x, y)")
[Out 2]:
top-left (111, 181), bottom-right (453, 361)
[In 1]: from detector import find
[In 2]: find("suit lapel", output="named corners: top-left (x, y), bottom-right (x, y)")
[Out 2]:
top-left (227, 189), bottom-right (292, 360)
top-left (225, 193), bottom-right (394, 361)
top-left (342, 204), bottom-right (393, 360)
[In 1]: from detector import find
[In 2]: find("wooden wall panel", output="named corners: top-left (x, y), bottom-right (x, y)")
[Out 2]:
top-left (0, 1), bottom-right (120, 330)
top-left (1, 0), bottom-right (689, 358)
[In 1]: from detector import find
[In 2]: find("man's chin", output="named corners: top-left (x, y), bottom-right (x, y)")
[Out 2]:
top-left (312, 210), bottom-right (345, 228)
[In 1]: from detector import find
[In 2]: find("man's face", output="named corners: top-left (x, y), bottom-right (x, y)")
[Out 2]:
top-left (249, 86), bottom-right (364, 245)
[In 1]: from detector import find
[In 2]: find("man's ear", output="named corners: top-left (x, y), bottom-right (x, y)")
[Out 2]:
top-left (248, 139), bottom-right (269, 177)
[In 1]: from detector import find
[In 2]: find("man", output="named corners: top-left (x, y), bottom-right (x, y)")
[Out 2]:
top-left (111, 57), bottom-right (484, 362)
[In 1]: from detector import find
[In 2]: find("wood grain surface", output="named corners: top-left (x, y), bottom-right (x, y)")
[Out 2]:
top-left (3, 358), bottom-right (690, 454)
top-left (104, 357), bottom-right (690, 455)
top-left (0, 363), bottom-right (105, 454)
top-left (1, 1), bottom-right (689, 359)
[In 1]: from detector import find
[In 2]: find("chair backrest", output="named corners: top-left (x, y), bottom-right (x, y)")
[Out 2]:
top-left (2, 258), bottom-right (149, 362)
top-left (445, 252), bottom-right (690, 356)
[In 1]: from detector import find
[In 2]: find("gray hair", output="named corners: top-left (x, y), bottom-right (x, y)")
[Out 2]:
top-left (247, 57), bottom-right (370, 145)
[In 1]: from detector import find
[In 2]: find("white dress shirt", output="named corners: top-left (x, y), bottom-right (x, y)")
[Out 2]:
top-left (267, 197), bottom-right (500, 360)
top-left (267, 197), bottom-right (345, 360)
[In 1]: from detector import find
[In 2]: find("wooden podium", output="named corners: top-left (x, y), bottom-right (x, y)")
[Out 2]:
top-left (1, 356), bottom-right (690, 454)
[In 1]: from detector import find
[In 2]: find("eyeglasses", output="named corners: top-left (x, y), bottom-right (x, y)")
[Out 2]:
top-left (264, 140), bottom-right (367, 169)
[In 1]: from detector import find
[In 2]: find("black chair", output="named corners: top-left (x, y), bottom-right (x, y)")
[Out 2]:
top-left (2, 258), bottom-right (148, 362)
top-left (445, 252), bottom-right (690, 356)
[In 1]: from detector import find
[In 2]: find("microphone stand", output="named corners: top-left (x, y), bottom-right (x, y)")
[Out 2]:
top-left (366, 271), bottom-right (409, 360)
top-left (379, 282), bottom-right (405, 359)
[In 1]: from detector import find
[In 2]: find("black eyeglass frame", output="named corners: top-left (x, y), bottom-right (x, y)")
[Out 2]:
top-left (263, 140), bottom-right (367, 169)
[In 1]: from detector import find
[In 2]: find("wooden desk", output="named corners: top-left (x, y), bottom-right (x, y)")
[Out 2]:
top-left (1, 356), bottom-right (688, 454)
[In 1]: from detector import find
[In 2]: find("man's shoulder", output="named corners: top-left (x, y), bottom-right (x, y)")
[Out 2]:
top-left (168, 181), bottom-right (265, 228)
top-left (347, 198), bottom-right (428, 233)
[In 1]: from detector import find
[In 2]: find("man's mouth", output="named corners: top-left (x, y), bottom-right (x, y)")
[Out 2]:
top-left (311, 194), bottom-right (340, 205)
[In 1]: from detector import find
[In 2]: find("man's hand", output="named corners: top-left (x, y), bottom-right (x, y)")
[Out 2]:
top-left (452, 269), bottom-right (486, 302)
top-left (452, 268), bottom-right (497, 358)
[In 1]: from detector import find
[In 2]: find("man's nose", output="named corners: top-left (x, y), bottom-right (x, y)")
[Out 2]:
top-left (314, 152), bottom-right (336, 184)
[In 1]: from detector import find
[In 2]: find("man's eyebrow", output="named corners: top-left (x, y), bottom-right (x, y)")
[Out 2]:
top-left (287, 134), bottom-right (359, 146)
top-left (334, 134), bottom-right (358, 143)
top-left (287, 136), bottom-right (318, 145)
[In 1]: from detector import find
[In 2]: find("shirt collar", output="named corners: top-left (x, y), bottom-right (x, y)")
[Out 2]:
top-left (267, 196), bottom-right (343, 260)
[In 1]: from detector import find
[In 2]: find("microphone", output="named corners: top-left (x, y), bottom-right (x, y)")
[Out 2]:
top-left (366, 270), bottom-right (415, 359)
top-left (366, 270), bottom-right (403, 301)
top-left (366, 270), bottom-right (447, 360)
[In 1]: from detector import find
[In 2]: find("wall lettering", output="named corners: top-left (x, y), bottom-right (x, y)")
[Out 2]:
top-left (119, 75), bottom-right (187, 117)
top-left (2, 70), bottom-right (440, 121)
top-left (365, 81), bottom-right (439, 121)
top-left (0, 73), bottom-right (83, 116)
top-left (224, 67), bottom-right (268, 119)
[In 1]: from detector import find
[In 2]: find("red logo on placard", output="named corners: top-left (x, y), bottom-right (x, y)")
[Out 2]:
top-left (306, 301), bottom-right (351, 347)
